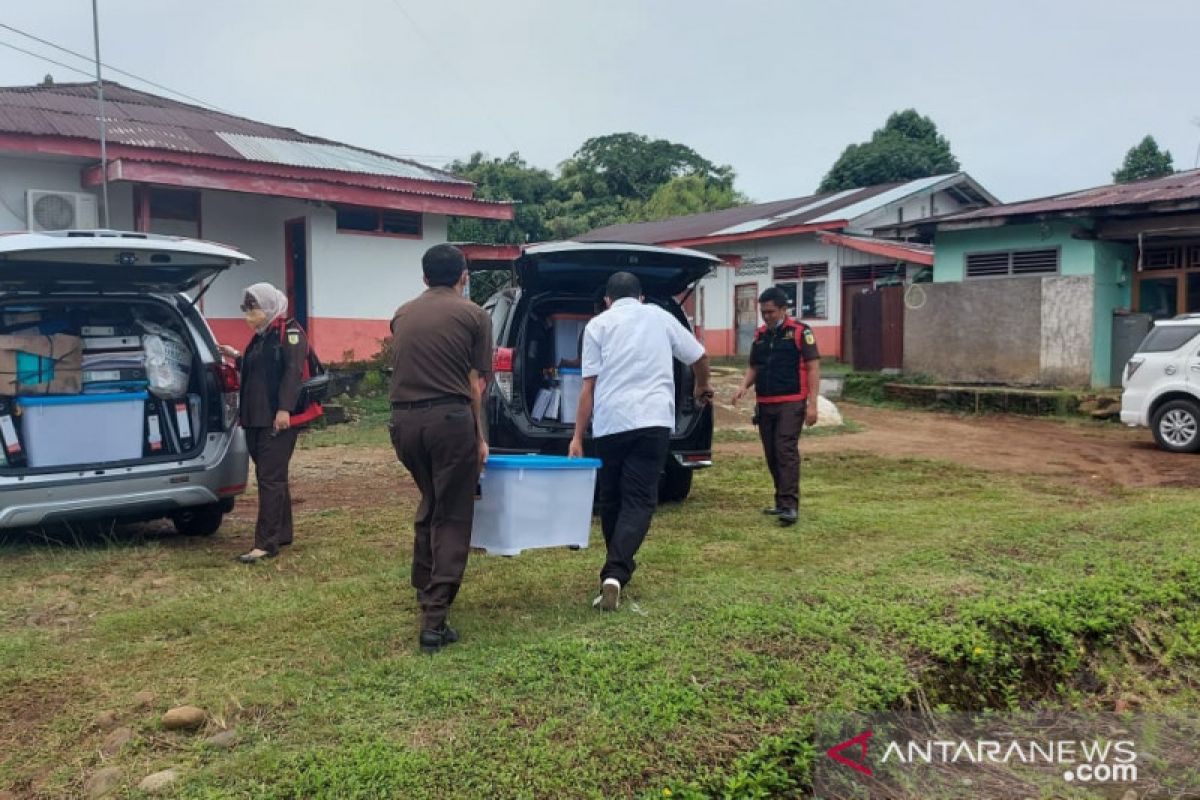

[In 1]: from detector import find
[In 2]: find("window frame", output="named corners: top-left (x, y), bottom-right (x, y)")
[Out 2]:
top-left (334, 205), bottom-right (423, 239)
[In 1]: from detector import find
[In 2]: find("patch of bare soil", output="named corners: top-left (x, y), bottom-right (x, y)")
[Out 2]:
top-left (719, 402), bottom-right (1198, 489)
top-left (228, 445), bottom-right (417, 523)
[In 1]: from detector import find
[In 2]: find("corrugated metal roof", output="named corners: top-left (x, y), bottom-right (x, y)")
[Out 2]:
top-left (576, 174), bottom-right (964, 244)
top-left (939, 169), bottom-right (1200, 223)
top-left (0, 80), bottom-right (468, 185)
top-left (810, 174), bottom-right (948, 222)
top-left (217, 133), bottom-right (453, 183)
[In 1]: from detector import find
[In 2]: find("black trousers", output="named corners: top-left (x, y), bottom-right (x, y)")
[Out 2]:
top-left (757, 400), bottom-right (807, 511)
top-left (594, 426), bottom-right (671, 586)
top-left (389, 403), bottom-right (480, 631)
top-left (245, 427), bottom-right (299, 554)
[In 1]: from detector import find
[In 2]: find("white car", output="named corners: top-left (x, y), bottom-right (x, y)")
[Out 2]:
top-left (1120, 315), bottom-right (1200, 452)
top-left (0, 230), bottom-right (251, 534)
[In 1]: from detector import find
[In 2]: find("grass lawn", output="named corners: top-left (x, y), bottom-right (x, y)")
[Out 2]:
top-left (2, 409), bottom-right (1199, 798)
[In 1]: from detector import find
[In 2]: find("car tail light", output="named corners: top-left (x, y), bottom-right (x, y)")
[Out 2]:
top-left (493, 347), bottom-right (514, 403)
top-left (1125, 358), bottom-right (1144, 383)
top-left (678, 452), bottom-right (713, 467)
top-left (211, 362), bottom-right (240, 430)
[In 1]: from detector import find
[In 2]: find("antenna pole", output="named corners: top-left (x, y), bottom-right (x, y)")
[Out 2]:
top-left (92, 0), bottom-right (110, 228)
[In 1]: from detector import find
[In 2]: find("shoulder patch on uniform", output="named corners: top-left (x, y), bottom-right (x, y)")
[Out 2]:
top-left (287, 331), bottom-right (301, 345)
top-left (803, 329), bottom-right (815, 346)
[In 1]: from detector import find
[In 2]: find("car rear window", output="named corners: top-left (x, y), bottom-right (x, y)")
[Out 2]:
top-left (1137, 325), bottom-right (1200, 353)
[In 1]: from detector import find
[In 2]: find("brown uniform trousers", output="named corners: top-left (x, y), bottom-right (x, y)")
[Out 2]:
top-left (757, 400), bottom-right (807, 512)
top-left (244, 427), bottom-right (299, 554)
top-left (389, 400), bottom-right (480, 631)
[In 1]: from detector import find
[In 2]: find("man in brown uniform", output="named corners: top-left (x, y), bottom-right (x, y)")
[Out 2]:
top-left (389, 244), bottom-right (493, 653)
top-left (733, 286), bottom-right (820, 527)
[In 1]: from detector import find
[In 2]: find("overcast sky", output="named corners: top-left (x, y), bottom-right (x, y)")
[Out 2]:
top-left (3, 0), bottom-right (1199, 205)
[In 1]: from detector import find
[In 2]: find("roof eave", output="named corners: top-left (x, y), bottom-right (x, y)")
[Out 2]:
top-left (83, 159), bottom-right (514, 220)
top-left (0, 132), bottom-right (475, 198)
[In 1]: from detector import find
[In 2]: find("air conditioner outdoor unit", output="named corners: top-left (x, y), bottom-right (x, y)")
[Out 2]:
top-left (25, 190), bottom-right (99, 232)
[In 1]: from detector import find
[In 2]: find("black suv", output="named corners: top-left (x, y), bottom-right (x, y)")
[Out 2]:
top-left (477, 242), bottom-right (718, 501)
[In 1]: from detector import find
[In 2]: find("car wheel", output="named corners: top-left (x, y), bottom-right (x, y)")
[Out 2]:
top-left (658, 461), bottom-right (694, 503)
top-left (171, 504), bottom-right (225, 536)
top-left (1151, 399), bottom-right (1200, 453)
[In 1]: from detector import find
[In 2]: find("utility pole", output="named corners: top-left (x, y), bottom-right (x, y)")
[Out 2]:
top-left (92, 0), bottom-right (110, 228)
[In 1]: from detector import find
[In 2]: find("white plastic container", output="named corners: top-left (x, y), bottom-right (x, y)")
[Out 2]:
top-left (18, 392), bottom-right (147, 467)
top-left (471, 455), bottom-right (601, 556)
top-left (559, 368), bottom-right (582, 424)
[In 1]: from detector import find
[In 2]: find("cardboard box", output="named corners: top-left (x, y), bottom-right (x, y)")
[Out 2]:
top-left (0, 333), bottom-right (83, 395)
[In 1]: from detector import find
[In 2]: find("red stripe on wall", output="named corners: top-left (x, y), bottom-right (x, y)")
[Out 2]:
top-left (207, 317), bottom-right (393, 364)
top-left (699, 325), bottom-right (843, 360)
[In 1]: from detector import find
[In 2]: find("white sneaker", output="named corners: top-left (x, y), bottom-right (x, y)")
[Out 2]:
top-left (592, 578), bottom-right (621, 611)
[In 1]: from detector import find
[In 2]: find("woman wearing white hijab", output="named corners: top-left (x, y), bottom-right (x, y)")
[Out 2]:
top-left (219, 283), bottom-right (311, 562)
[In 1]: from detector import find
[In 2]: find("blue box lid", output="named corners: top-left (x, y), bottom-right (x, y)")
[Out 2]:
top-left (18, 391), bottom-right (149, 406)
top-left (559, 367), bottom-right (583, 375)
top-left (485, 454), bottom-right (601, 470)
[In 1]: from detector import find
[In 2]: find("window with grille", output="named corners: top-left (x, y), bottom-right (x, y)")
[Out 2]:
top-left (965, 248), bottom-right (1059, 279)
top-left (1142, 247), bottom-right (1179, 270)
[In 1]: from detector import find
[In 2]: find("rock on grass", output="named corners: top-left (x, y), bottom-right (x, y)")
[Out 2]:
top-left (162, 705), bottom-right (206, 730)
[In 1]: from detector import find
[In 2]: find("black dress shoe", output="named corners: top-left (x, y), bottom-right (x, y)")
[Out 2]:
top-left (419, 624), bottom-right (460, 654)
top-left (762, 507), bottom-right (783, 516)
top-left (778, 509), bottom-right (798, 526)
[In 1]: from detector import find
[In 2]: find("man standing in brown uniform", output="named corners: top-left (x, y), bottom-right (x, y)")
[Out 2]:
top-left (733, 286), bottom-right (820, 527)
top-left (389, 244), bottom-right (493, 653)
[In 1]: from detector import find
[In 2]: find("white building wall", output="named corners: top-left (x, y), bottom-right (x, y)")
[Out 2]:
top-left (694, 236), bottom-right (848, 330)
top-left (198, 190), bottom-right (315, 316)
top-left (0, 154), bottom-right (133, 231)
top-left (851, 188), bottom-right (970, 234)
top-left (308, 213), bottom-right (448, 320)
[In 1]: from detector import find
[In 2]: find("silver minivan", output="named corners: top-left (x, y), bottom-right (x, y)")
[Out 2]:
top-left (0, 231), bottom-right (250, 534)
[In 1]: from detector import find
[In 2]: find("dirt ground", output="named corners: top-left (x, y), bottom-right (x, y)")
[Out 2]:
top-left (265, 398), bottom-right (1197, 517)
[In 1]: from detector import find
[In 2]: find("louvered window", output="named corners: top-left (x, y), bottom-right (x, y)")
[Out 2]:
top-left (773, 264), bottom-right (800, 280)
top-left (800, 262), bottom-right (829, 278)
top-left (843, 264), bottom-right (905, 282)
top-left (965, 248), bottom-right (1059, 279)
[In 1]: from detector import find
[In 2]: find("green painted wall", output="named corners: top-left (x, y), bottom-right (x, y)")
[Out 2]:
top-left (933, 221), bottom-right (1098, 282)
top-left (1092, 240), bottom-right (1135, 386)
top-left (931, 222), bottom-right (1133, 386)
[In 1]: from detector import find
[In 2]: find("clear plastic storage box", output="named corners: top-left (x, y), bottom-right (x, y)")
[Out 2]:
top-left (18, 392), bottom-right (148, 468)
top-left (471, 454), bottom-right (601, 556)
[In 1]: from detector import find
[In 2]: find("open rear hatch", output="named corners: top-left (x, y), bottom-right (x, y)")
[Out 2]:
top-left (0, 230), bottom-right (247, 294)
top-left (513, 241), bottom-right (720, 295)
top-left (0, 232), bottom-right (250, 475)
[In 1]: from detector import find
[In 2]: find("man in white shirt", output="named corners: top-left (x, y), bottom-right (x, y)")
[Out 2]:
top-left (569, 272), bottom-right (712, 611)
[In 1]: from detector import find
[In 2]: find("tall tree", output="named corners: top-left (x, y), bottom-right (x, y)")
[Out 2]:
top-left (635, 174), bottom-right (746, 222)
top-left (1113, 135), bottom-right (1174, 183)
top-left (818, 109), bottom-right (960, 192)
top-left (445, 152), bottom-right (556, 244)
top-left (447, 134), bottom-right (744, 246)
top-left (557, 132), bottom-right (735, 201)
